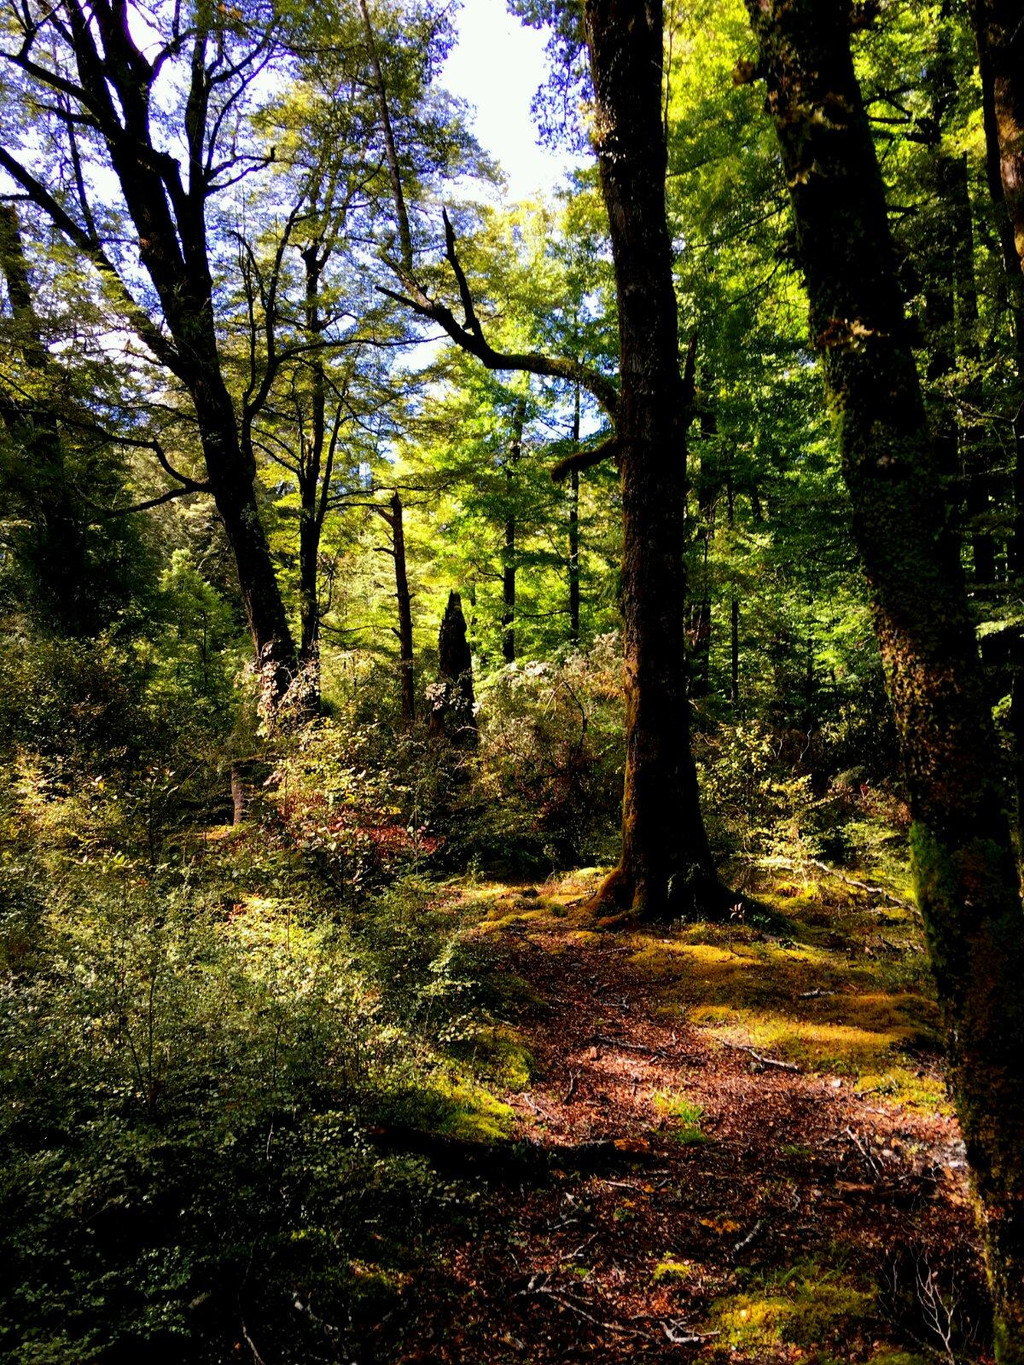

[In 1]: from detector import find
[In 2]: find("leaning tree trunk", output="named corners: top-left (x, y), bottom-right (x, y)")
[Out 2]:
top-left (744, 1), bottom-right (1024, 1355)
top-left (582, 0), bottom-right (720, 920)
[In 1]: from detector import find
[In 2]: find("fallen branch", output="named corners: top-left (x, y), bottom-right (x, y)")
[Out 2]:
top-left (519, 1274), bottom-right (656, 1341)
top-left (757, 856), bottom-right (915, 911)
top-left (663, 1321), bottom-right (722, 1345)
top-left (719, 1039), bottom-right (802, 1073)
top-left (562, 1070), bottom-right (579, 1103)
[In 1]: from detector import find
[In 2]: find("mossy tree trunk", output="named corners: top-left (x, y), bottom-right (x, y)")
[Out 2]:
top-left (581, 0), bottom-right (721, 922)
top-left (744, 1), bottom-right (1024, 1355)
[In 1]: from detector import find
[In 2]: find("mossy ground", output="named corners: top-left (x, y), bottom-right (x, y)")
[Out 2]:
top-left (387, 855), bottom-right (986, 1363)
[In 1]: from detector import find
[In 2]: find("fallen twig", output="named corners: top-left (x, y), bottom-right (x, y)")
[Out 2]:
top-left (240, 1321), bottom-right (268, 1365)
top-left (592, 1033), bottom-right (668, 1058)
top-left (523, 1093), bottom-right (556, 1122)
top-left (562, 1232), bottom-right (599, 1261)
top-left (563, 1070), bottom-right (578, 1103)
top-left (719, 1039), bottom-right (802, 1073)
top-left (663, 1321), bottom-right (722, 1345)
top-left (732, 1218), bottom-right (766, 1259)
top-left (844, 1125), bottom-right (881, 1176)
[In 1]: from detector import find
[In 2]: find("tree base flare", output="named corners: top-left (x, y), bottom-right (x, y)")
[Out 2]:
top-left (581, 864), bottom-right (737, 926)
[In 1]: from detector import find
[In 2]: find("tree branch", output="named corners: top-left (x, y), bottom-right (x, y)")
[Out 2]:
top-left (0, 148), bottom-right (185, 378)
top-left (551, 435), bottom-right (620, 483)
top-left (378, 215), bottom-right (620, 419)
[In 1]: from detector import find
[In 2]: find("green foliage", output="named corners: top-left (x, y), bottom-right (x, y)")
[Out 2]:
top-left (656, 1092), bottom-right (708, 1145)
top-left (474, 635), bottom-right (625, 867)
top-left (0, 818), bottom-right (505, 1363)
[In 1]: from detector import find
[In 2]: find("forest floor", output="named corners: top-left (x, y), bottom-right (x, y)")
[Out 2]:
top-left (389, 865), bottom-right (989, 1365)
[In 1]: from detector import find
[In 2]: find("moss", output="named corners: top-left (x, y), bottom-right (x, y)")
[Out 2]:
top-left (655, 1091), bottom-right (708, 1144)
top-left (653, 1257), bottom-right (696, 1283)
top-left (707, 1259), bottom-right (875, 1350)
top-left (429, 1074), bottom-right (516, 1142)
top-left (475, 1025), bottom-right (536, 1091)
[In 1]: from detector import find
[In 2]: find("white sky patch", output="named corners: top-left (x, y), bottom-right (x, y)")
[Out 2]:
top-left (443, 0), bottom-right (582, 201)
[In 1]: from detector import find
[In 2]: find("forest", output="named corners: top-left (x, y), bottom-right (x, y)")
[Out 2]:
top-left (1, 0), bottom-right (1023, 1360)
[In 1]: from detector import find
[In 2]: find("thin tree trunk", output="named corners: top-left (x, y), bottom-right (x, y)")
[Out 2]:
top-left (569, 384), bottom-right (581, 648)
top-left (391, 492), bottom-right (416, 724)
top-left (971, 0), bottom-right (1024, 278)
top-left (583, 0), bottom-right (721, 920)
top-left (377, 493), bottom-right (416, 724)
top-left (502, 409), bottom-right (522, 664)
top-left (745, 2), bottom-right (1024, 1355)
top-left (727, 475), bottom-right (739, 708)
top-left (946, 153), bottom-right (997, 586)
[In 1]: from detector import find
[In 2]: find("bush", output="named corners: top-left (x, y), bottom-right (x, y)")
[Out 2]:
top-left (0, 833), bottom-right (492, 1364)
top-left (474, 634), bottom-right (625, 868)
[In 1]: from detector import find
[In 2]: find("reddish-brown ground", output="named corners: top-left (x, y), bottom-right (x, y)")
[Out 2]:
top-left (393, 875), bottom-right (989, 1365)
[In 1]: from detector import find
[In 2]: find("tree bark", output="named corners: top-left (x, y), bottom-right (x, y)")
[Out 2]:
top-left (744, 2), bottom-right (1024, 1355)
top-left (971, 0), bottom-right (1024, 280)
top-left (727, 475), bottom-right (739, 709)
top-left (972, 3), bottom-right (1024, 852)
top-left (582, 0), bottom-right (720, 920)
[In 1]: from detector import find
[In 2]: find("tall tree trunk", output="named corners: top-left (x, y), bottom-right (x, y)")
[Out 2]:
top-left (971, 0), bottom-right (1024, 279)
top-left (502, 409), bottom-right (522, 664)
top-left (582, 0), bottom-right (720, 920)
top-left (569, 384), bottom-right (581, 648)
top-left (745, 2), bottom-right (1024, 1355)
top-left (294, 241), bottom-right (335, 714)
top-left (727, 474), bottom-right (739, 709)
top-left (973, 4), bottom-right (1024, 851)
top-left (949, 150), bottom-right (998, 589)
top-left (199, 389), bottom-right (298, 710)
top-left (689, 412), bottom-right (720, 702)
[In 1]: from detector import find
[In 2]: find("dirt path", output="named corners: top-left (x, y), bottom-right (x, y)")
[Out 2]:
top-left (397, 877), bottom-right (987, 1365)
